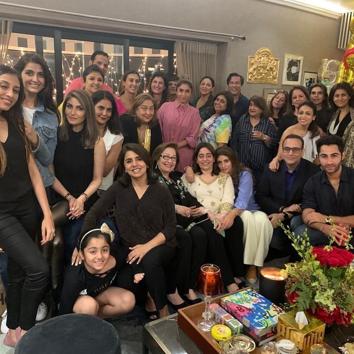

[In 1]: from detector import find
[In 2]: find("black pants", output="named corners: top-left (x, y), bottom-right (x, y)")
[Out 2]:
top-left (118, 243), bottom-right (175, 311)
top-left (0, 191), bottom-right (49, 330)
top-left (199, 218), bottom-right (244, 287)
top-left (170, 225), bottom-right (208, 294)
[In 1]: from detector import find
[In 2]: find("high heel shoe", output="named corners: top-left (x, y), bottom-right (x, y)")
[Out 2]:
top-left (167, 299), bottom-right (189, 311)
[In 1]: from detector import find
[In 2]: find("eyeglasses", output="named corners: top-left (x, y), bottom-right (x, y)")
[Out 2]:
top-left (161, 155), bottom-right (177, 162)
top-left (283, 147), bottom-right (302, 153)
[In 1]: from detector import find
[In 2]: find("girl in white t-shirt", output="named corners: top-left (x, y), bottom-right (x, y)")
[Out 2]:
top-left (92, 91), bottom-right (123, 192)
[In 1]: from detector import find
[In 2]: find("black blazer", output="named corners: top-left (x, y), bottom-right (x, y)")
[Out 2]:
top-left (120, 114), bottom-right (162, 154)
top-left (256, 159), bottom-right (319, 214)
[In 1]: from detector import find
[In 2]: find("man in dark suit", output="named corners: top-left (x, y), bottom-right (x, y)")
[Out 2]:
top-left (257, 134), bottom-right (319, 256)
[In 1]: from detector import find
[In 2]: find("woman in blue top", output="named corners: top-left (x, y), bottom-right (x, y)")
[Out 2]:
top-left (14, 54), bottom-right (59, 196)
top-left (198, 91), bottom-right (232, 149)
top-left (216, 146), bottom-right (273, 284)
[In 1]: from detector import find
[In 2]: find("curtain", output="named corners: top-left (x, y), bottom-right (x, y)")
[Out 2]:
top-left (175, 40), bottom-right (217, 96)
top-left (0, 19), bottom-right (13, 64)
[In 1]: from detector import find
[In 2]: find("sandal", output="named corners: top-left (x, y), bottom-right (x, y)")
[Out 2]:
top-left (145, 309), bottom-right (159, 321)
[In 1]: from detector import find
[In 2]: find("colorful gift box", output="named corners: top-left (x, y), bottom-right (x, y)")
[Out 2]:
top-left (220, 288), bottom-right (284, 337)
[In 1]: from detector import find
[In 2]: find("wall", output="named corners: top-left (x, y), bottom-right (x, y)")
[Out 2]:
top-left (0, 0), bottom-right (344, 96)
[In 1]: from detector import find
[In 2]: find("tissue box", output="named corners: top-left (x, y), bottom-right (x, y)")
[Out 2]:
top-left (220, 288), bottom-right (284, 337)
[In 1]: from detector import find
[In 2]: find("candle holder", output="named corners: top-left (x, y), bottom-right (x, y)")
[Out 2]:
top-left (197, 263), bottom-right (223, 296)
top-left (197, 295), bottom-right (215, 332)
top-left (259, 267), bottom-right (287, 305)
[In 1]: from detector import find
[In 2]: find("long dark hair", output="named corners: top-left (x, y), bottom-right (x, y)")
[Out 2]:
top-left (192, 143), bottom-right (219, 175)
top-left (0, 65), bottom-right (26, 176)
top-left (148, 72), bottom-right (168, 107)
top-left (91, 90), bottom-right (121, 135)
top-left (117, 143), bottom-right (157, 186)
top-left (309, 83), bottom-right (329, 110)
top-left (60, 90), bottom-right (98, 148)
top-left (298, 101), bottom-right (320, 138)
top-left (215, 146), bottom-right (248, 191)
top-left (269, 90), bottom-right (288, 118)
top-left (14, 53), bottom-right (59, 121)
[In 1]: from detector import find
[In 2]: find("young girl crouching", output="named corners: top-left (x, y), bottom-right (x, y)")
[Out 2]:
top-left (60, 224), bottom-right (143, 317)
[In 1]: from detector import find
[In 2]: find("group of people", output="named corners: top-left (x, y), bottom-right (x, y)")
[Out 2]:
top-left (1, 48), bottom-right (354, 348)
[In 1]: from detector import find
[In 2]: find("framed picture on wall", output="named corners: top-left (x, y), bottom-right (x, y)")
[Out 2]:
top-left (303, 71), bottom-right (318, 90)
top-left (282, 53), bottom-right (303, 85)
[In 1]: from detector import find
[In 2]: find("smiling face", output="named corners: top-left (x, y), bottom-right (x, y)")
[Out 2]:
top-left (95, 98), bottom-right (112, 127)
top-left (65, 97), bottom-right (86, 130)
top-left (92, 54), bottom-right (109, 76)
top-left (196, 147), bottom-right (214, 172)
top-left (281, 137), bottom-right (304, 168)
top-left (248, 100), bottom-right (262, 118)
top-left (216, 154), bottom-right (232, 175)
top-left (21, 62), bottom-right (45, 97)
top-left (333, 88), bottom-right (350, 109)
top-left (291, 89), bottom-right (307, 109)
top-left (199, 78), bottom-right (214, 96)
top-left (176, 83), bottom-right (192, 104)
top-left (82, 235), bottom-right (110, 273)
top-left (84, 72), bottom-right (103, 95)
top-left (214, 94), bottom-right (228, 115)
top-left (227, 75), bottom-right (242, 97)
top-left (297, 104), bottom-right (315, 128)
top-left (135, 99), bottom-right (155, 124)
top-left (124, 150), bottom-right (148, 180)
top-left (123, 73), bottom-right (140, 95)
top-left (150, 76), bottom-right (165, 96)
top-left (0, 73), bottom-right (20, 113)
top-left (157, 147), bottom-right (177, 175)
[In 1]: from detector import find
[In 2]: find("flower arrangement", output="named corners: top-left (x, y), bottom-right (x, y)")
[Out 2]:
top-left (281, 225), bottom-right (354, 325)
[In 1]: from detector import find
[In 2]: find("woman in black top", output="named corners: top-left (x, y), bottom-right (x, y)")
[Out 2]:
top-left (120, 93), bottom-right (162, 154)
top-left (327, 82), bottom-right (354, 137)
top-left (60, 223), bottom-right (137, 316)
top-left (80, 143), bottom-right (176, 318)
top-left (152, 143), bottom-right (207, 304)
top-left (309, 83), bottom-right (332, 133)
top-left (191, 76), bottom-right (215, 121)
top-left (0, 65), bottom-right (54, 346)
top-left (52, 90), bottom-right (105, 264)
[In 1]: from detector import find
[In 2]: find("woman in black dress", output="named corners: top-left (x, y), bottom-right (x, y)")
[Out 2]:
top-left (80, 143), bottom-right (176, 318)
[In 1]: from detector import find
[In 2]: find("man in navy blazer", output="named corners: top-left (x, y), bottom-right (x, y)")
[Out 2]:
top-left (257, 134), bottom-right (319, 255)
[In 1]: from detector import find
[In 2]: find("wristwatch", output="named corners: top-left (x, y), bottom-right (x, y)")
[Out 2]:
top-left (325, 215), bottom-right (333, 225)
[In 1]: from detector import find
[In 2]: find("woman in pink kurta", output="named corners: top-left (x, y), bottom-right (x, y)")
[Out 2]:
top-left (158, 80), bottom-right (201, 171)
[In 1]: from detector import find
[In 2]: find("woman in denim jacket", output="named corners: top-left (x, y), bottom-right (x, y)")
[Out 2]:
top-left (15, 54), bottom-right (59, 193)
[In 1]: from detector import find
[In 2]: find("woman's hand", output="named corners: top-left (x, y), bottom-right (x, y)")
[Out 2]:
top-left (24, 121), bottom-right (39, 149)
top-left (175, 205), bottom-right (192, 218)
top-left (66, 196), bottom-right (85, 219)
top-left (128, 244), bottom-right (150, 264)
top-left (190, 206), bottom-right (206, 217)
top-left (184, 166), bottom-right (195, 183)
top-left (269, 157), bottom-right (279, 172)
top-left (71, 247), bottom-right (83, 266)
top-left (40, 214), bottom-right (55, 245)
top-left (219, 211), bottom-right (236, 231)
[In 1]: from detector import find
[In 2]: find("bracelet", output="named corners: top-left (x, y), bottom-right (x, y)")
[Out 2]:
top-left (81, 192), bottom-right (89, 201)
top-left (64, 192), bottom-right (72, 200)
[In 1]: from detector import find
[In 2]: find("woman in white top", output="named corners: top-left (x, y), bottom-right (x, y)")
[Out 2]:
top-left (182, 143), bottom-right (245, 291)
top-left (92, 91), bottom-right (123, 192)
top-left (269, 101), bottom-right (320, 171)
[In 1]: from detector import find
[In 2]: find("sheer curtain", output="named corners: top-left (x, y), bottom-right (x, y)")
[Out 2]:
top-left (175, 40), bottom-right (217, 94)
top-left (0, 19), bottom-right (13, 64)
